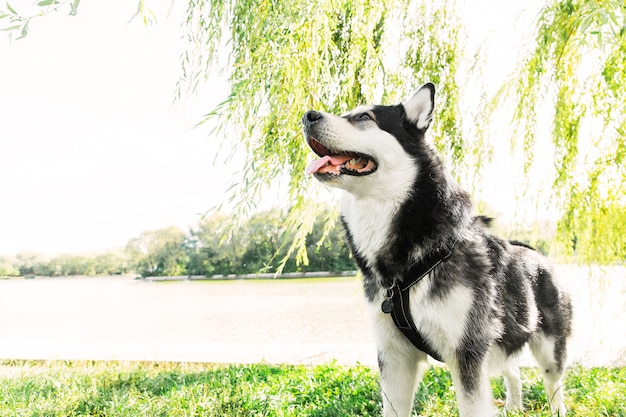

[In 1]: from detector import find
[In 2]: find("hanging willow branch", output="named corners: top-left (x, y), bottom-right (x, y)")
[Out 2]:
top-left (179, 0), bottom-right (467, 271)
top-left (503, 0), bottom-right (626, 262)
top-left (5, 0), bottom-right (622, 265)
top-left (180, 0), bottom-right (625, 266)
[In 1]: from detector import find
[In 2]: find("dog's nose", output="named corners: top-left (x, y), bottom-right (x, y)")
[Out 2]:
top-left (302, 110), bottom-right (323, 126)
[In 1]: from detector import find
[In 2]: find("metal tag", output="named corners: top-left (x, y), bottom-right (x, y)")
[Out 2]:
top-left (381, 298), bottom-right (394, 314)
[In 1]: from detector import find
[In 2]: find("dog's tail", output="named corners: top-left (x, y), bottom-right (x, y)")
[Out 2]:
top-left (474, 215), bottom-right (538, 252)
top-left (474, 215), bottom-right (494, 228)
top-left (509, 240), bottom-right (537, 251)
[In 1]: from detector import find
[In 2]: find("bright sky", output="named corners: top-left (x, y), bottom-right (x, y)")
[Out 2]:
top-left (0, 1), bottom-right (235, 255)
top-left (0, 0), bottom-right (545, 257)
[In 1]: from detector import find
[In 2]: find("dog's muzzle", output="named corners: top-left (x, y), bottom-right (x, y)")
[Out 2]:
top-left (302, 110), bottom-right (378, 179)
top-left (302, 110), bottom-right (377, 177)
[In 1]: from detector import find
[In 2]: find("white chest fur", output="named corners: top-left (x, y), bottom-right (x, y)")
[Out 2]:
top-left (340, 194), bottom-right (397, 267)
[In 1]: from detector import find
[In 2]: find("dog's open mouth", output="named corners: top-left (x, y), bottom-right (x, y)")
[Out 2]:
top-left (306, 138), bottom-right (377, 176)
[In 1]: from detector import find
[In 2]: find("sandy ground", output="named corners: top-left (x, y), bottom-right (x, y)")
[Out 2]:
top-left (0, 266), bottom-right (624, 367)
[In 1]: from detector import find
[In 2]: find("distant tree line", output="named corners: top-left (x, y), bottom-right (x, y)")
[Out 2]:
top-left (0, 205), bottom-right (569, 278)
top-left (0, 208), bottom-right (356, 278)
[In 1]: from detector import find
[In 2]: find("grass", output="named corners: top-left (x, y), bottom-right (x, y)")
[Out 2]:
top-left (0, 361), bottom-right (624, 416)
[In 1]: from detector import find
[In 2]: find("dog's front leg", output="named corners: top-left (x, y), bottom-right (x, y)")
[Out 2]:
top-left (378, 342), bottom-right (428, 417)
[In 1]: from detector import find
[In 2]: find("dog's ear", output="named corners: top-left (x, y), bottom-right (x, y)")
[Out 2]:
top-left (404, 83), bottom-right (435, 130)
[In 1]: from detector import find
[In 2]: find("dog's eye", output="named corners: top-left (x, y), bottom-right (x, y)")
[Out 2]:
top-left (357, 112), bottom-right (373, 121)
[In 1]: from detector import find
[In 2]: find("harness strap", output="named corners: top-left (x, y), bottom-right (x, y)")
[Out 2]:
top-left (385, 241), bottom-right (457, 363)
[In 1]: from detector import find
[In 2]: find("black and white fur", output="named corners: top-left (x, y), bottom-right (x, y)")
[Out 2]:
top-left (302, 83), bottom-right (573, 417)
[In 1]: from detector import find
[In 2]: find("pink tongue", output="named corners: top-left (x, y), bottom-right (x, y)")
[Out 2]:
top-left (306, 155), bottom-right (352, 175)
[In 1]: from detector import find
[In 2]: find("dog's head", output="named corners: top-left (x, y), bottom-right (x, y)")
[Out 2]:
top-left (302, 83), bottom-right (435, 196)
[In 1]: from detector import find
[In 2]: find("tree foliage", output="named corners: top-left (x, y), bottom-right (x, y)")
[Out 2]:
top-left (1, 207), bottom-right (355, 277)
top-left (125, 226), bottom-right (188, 277)
top-left (4, 250), bottom-right (131, 277)
top-left (0, 0), bottom-right (156, 39)
top-left (0, 0), bottom-right (80, 40)
top-left (184, 208), bottom-right (354, 275)
top-left (181, 0), bottom-right (468, 268)
top-left (4, 0), bottom-right (625, 264)
top-left (500, 0), bottom-right (626, 262)
top-left (181, 0), bottom-right (625, 264)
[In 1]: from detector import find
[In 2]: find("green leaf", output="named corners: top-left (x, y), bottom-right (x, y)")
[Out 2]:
top-left (36, 0), bottom-right (59, 6)
top-left (5, 2), bottom-right (16, 14)
top-left (16, 20), bottom-right (27, 39)
top-left (0, 24), bottom-right (19, 31)
top-left (69, 0), bottom-right (80, 16)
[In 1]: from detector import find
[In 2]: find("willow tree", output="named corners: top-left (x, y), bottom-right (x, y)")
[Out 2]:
top-left (499, 0), bottom-right (626, 262)
top-left (180, 0), bottom-right (469, 268)
top-left (4, 0), bottom-right (625, 265)
top-left (180, 0), bottom-right (625, 265)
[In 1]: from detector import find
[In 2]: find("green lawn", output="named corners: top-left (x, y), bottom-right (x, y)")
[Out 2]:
top-left (0, 361), bottom-right (624, 416)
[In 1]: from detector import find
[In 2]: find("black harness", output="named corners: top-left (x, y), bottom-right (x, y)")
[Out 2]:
top-left (380, 241), bottom-right (457, 363)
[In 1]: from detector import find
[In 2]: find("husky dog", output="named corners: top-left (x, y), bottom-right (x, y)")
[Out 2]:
top-left (302, 83), bottom-right (573, 417)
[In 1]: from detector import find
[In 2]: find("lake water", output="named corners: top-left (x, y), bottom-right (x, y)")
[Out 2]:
top-left (0, 276), bottom-right (375, 365)
top-left (0, 266), bottom-right (624, 367)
